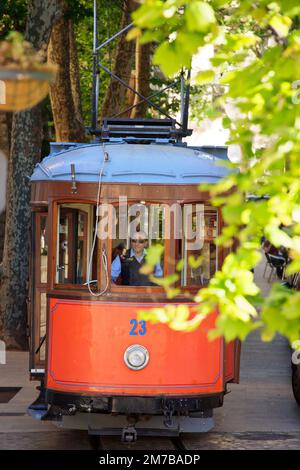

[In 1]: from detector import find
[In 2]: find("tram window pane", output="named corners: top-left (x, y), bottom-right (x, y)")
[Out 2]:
top-left (56, 204), bottom-right (95, 285)
top-left (179, 206), bottom-right (218, 287)
top-left (39, 292), bottom-right (46, 361)
top-left (111, 203), bottom-right (165, 286)
top-left (40, 215), bottom-right (48, 284)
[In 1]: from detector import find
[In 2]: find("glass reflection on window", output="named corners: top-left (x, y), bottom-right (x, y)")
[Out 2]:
top-left (111, 203), bottom-right (165, 286)
top-left (56, 205), bottom-right (93, 285)
top-left (40, 216), bottom-right (48, 284)
top-left (180, 207), bottom-right (218, 287)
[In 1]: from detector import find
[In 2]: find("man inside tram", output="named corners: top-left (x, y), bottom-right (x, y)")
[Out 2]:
top-left (111, 230), bottom-right (163, 286)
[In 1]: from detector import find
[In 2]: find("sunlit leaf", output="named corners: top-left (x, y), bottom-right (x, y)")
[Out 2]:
top-left (195, 70), bottom-right (215, 85)
top-left (269, 14), bottom-right (292, 38)
top-left (185, 1), bottom-right (216, 33)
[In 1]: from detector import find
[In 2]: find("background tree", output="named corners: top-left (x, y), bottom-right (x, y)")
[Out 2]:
top-left (0, 0), bottom-right (28, 261)
top-left (129, 39), bottom-right (151, 118)
top-left (0, 112), bottom-right (11, 261)
top-left (47, 1), bottom-right (85, 141)
top-left (100, 0), bottom-right (138, 119)
top-left (0, 0), bottom-right (63, 349)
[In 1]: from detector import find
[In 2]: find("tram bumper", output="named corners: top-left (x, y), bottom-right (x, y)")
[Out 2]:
top-left (54, 412), bottom-right (214, 436)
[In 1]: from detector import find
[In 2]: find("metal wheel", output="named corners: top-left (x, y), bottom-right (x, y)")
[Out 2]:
top-left (292, 364), bottom-right (300, 406)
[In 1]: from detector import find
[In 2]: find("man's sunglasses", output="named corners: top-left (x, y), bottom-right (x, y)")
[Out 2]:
top-left (131, 239), bottom-right (146, 244)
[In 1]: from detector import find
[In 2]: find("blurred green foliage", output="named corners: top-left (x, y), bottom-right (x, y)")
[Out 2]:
top-left (0, 0), bottom-right (28, 39)
top-left (134, 0), bottom-right (300, 344)
top-left (0, 0), bottom-right (123, 125)
top-left (0, 1), bottom-right (183, 125)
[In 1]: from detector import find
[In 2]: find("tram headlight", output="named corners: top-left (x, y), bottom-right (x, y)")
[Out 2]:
top-left (124, 345), bottom-right (149, 370)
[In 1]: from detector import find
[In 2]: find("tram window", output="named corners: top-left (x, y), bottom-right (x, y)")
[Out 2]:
top-left (178, 206), bottom-right (218, 287)
top-left (110, 203), bottom-right (165, 286)
top-left (56, 204), bottom-right (96, 285)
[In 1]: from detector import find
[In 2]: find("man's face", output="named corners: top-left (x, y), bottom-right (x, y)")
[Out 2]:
top-left (131, 236), bottom-right (146, 256)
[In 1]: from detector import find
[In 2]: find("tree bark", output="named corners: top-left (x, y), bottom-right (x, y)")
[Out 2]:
top-left (48, 11), bottom-right (85, 142)
top-left (0, 0), bottom-right (63, 350)
top-left (100, 0), bottom-right (138, 120)
top-left (0, 112), bottom-right (12, 262)
top-left (0, 112), bottom-right (12, 157)
top-left (69, 21), bottom-right (84, 128)
top-left (130, 40), bottom-right (151, 118)
top-left (0, 211), bottom-right (5, 263)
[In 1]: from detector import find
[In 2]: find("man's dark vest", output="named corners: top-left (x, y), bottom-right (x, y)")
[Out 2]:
top-left (121, 250), bottom-right (154, 286)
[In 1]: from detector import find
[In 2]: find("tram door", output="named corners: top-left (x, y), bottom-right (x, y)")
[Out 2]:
top-left (225, 340), bottom-right (241, 383)
top-left (29, 211), bottom-right (48, 376)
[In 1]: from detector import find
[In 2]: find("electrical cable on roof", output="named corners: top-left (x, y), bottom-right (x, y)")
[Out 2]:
top-left (86, 143), bottom-right (109, 296)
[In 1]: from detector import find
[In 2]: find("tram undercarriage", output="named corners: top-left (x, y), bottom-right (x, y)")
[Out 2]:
top-left (28, 391), bottom-right (223, 440)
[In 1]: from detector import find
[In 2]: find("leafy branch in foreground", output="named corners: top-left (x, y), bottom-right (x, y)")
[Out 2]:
top-left (133, 0), bottom-right (300, 343)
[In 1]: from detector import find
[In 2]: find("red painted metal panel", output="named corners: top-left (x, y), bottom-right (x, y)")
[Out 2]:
top-left (47, 299), bottom-right (225, 395)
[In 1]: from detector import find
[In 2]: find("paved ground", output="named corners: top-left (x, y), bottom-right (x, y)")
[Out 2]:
top-left (0, 256), bottom-right (300, 449)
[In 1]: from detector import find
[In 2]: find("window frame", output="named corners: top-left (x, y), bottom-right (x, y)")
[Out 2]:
top-left (173, 203), bottom-right (224, 290)
top-left (52, 200), bottom-right (98, 291)
top-left (50, 199), bottom-right (225, 295)
top-left (29, 209), bottom-right (48, 372)
top-left (108, 200), bottom-right (169, 293)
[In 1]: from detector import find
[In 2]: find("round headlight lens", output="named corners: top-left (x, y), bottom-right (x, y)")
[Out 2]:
top-left (124, 345), bottom-right (149, 370)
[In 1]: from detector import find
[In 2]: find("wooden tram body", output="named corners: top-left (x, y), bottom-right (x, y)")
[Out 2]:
top-left (28, 122), bottom-right (240, 439)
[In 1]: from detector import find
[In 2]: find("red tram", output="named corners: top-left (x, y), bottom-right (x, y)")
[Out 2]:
top-left (27, 118), bottom-right (241, 440)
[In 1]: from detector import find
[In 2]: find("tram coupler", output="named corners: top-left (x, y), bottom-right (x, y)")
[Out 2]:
top-left (121, 426), bottom-right (137, 443)
top-left (163, 402), bottom-right (175, 428)
top-left (41, 405), bottom-right (63, 421)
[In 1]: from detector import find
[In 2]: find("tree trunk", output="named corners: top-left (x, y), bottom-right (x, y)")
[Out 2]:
top-left (100, 0), bottom-right (138, 120)
top-left (48, 11), bottom-right (85, 142)
top-left (69, 21), bottom-right (84, 128)
top-left (0, 112), bottom-right (12, 157)
top-left (0, 0), bottom-right (63, 350)
top-left (0, 112), bottom-right (12, 262)
top-left (130, 40), bottom-right (151, 118)
top-left (0, 211), bottom-right (5, 263)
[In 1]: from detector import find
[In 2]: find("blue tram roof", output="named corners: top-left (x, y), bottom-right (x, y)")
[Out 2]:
top-left (30, 142), bottom-right (230, 185)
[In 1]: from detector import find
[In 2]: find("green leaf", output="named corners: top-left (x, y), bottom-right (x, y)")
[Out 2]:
top-left (195, 70), bottom-right (215, 85)
top-left (269, 14), bottom-right (292, 38)
top-left (167, 288), bottom-right (181, 299)
top-left (234, 295), bottom-right (258, 318)
top-left (153, 41), bottom-right (189, 76)
top-left (176, 259), bottom-right (185, 271)
top-left (185, 1), bottom-right (216, 33)
top-left (145, 244), bottom-right (164, 266)
top-left (188, 255), bottom-right (203, 269)
top-left (132, 2), bottom-right (165, 28)
top-left (126, 27), bottom-right (141, 41)
top-left (149, 273), bottom-right (179, 288)
top-left (265, 227), bottom-right (293, 248)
